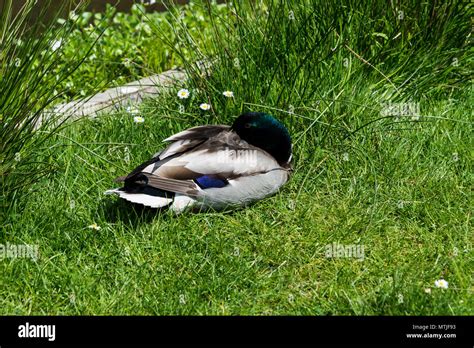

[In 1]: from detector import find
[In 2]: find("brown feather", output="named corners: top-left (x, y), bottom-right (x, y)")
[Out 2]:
top-left (114, 175), bottom-right (127, 183)
top-left (143, 173), bottom-right (200, 196)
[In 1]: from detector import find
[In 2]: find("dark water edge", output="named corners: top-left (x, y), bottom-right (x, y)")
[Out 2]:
top-left (0, 0), bottom-right (190, 25)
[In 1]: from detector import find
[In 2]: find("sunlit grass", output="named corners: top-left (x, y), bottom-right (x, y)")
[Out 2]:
top-left (0, 0), bottom-right (472, 315)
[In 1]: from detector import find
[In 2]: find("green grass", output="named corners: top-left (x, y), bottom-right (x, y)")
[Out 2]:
top-left (1, 0), bottom-right (473, 315)
top-left (42, 1), bottom-right (228, 101)
top-left (1, 0), bottom-right (96, 212)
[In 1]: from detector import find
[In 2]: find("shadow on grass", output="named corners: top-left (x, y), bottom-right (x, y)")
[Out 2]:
top-left (99, 195), bottom-right (243, 226)
top-left (99, 196), bottom-right (170, 226)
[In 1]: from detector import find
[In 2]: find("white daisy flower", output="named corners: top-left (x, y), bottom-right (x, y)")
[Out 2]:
top-left (434, 279), bottom-right (449, 289)
top-left (88, 223), bottom-right (101, 231)
top-left (133, 116), bottom-right (145, 123)
top-left (424, 288), bottom-right (432, 294)
top-left (51, 39), bottom-right (62, 52)
top-left (199, 103), bottom-right (211, 111)
top-left (177, 88), bottom-right (190, 99)
top-left (223, 90), bottom-right (234, 98)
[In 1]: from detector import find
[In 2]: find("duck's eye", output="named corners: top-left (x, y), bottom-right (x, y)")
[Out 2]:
top-left (244, 123), bottom-right (252, 128)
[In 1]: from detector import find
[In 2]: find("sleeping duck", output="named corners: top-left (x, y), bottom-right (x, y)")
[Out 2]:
top-left (105, 112), bottom-right (292, 213)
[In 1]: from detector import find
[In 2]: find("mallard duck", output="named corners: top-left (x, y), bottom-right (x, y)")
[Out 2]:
top-left (105, 112), bottom-right (292, 213)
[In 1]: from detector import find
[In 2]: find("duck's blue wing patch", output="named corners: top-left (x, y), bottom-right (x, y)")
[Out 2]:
top-left (194, 175), bottom-right (229, 189)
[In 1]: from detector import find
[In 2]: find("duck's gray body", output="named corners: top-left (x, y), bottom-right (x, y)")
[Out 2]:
top-left (106, 119), bottom-right (292, 213)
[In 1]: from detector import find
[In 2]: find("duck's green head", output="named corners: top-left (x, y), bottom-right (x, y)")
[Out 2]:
top-left (232, 112), bottom-right (292, 165)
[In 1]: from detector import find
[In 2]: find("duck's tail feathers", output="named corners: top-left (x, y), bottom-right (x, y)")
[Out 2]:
top-left (104, 188), bottom-right (173, 209)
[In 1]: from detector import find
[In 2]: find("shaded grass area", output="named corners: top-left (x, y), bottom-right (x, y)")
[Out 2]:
top-left (1, 0), bottom-right (473, 314)
top-left (44, 2), bottom-right (229, 100)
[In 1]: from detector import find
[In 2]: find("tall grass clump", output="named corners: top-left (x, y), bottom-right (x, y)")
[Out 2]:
top-left (0, 0), bottom-right (101, 213)
top-left (157, 0), bottom-right (471, 148)
top-left (39, 2), bottom-right (230, 101)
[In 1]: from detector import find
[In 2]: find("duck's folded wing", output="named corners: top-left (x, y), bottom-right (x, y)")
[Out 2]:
top-left (141, 173), bottom-right (201, 196)
top-left (163, 125), bottom-right (230, 142)
top-left (141, 139), bottom-right (280, 181)
top-left (118, 129), bottom-right (285, 198)
top-left (155, 125), bottom-right (231, 159)
top-left (138, 141), bottom-right (283, 192)
top-left (145, 128), bottom-right (280, 176)
top-left (117, 125), bottom-right (230, 182)
top-left (153, 145), bottom-right (280, 179)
